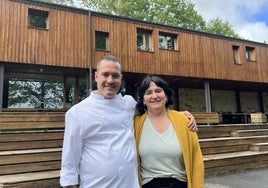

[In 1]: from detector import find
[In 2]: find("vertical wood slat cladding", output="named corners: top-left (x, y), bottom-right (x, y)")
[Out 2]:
top-left (92, 15), bottom-right (267, 83)
top-left (0, 0), bottom-right (89, 68)
top-left (1, 0), bottom-right (268, 84)
top-left (258, 47), bottom-right (268, 82)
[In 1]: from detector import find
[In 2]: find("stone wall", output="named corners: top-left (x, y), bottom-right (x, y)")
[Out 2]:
top-left (211, 90), bottom-right (237, 112)
top-left (263, 92), bottom-right (268, 112)
top-left (240, 91), bottom-right (260, 112)
top-left (178, 88), bottom-right (206, 112)
top-left (178, 88), bottom-right (268, 113)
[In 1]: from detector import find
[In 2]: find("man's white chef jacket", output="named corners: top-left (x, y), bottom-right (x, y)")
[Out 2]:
top-left (60, 92), bottom-right (139, 188)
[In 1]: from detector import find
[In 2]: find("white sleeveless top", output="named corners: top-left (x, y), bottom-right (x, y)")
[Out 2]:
top-left (139, 117), bottom-right (187, 185)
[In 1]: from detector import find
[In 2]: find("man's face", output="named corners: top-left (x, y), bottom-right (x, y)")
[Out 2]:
top-left (94, 59), bottom-right (122, 99)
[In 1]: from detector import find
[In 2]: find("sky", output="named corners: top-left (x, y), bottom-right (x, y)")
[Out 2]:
top-left (190, 0), bottom-right (268, 43)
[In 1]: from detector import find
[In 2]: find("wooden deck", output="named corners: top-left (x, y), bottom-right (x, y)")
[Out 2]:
top-left (198, 123), bottom-right (268, 175)
top-left (0, 112), bottom-right (268, 187)
top-left (0, 112), bottom-right (64, 188)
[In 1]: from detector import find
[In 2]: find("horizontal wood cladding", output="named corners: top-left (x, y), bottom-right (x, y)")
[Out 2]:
top-left (0, 0), bottom-right (89, 68)
top-left (1, 0), bottom-right (268, 84)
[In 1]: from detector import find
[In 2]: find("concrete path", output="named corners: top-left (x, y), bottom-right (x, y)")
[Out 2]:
top-left (204, 168), bottom-right (268, 188)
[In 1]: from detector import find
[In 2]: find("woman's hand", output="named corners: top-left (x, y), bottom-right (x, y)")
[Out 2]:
top-left (184, 111), bottom-right (198, 131)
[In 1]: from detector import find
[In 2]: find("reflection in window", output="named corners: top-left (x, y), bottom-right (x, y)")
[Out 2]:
top-left (159, 32), bottom-right (177, 50)
top-left (66, 77), bottom-right (75, 108)
top-left (28, 8), bottom-right (49, 29)
top-left (137, 29), bottom-right (152, 51)
top-left (95, 31), bottom-right (109, 50)
top-left (5, 72), bottom-right (87, 109)
top-left (65, 77), bottom-right (87, 107)
top-left (8, 79), bottom-right (63, 109)
top-left (78, 78), bottom-right (87, 102)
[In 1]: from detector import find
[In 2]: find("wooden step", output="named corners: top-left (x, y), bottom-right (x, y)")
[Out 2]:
top-left (198, 124), bottom-right (268, 139)
top-left (0, 148), bottom-right (62, 175)
top-left (200, 135), bottom-right (268, 155)
top-left (250, 142), bottom-right (268, 152)
top-left (0, 130), bottom-right (64, 142)
top-left (0, 121), bottom-right (64, 130)
top-left (0, 139), bottom-right (63, 151)
top-left (0, 148), bottom-right (62, 165)
top-left (0, 112), bottom-right (65, 122)
top-left (0, 160), bottom-right (61, 175)
top-left (0, 112), bottom-right (65, 187)
top-left (0, 131), bottom-right (64, 151)
top-left (0, 170), bottom-right (61, 188)
top-left (204, 151), bottom-right (268, 175)
top-left (231, 129), bottom-right (268, 137)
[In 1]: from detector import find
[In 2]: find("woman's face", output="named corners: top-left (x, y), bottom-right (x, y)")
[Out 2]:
top-left (143, 81), bottom-right (167, 111)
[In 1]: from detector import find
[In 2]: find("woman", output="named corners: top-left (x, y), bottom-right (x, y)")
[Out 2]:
top-left (134, 75), bottom-right (204, 188)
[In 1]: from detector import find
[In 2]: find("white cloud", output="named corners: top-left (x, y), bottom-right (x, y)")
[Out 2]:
top-left (239, 22), bottom-right (268, 42)
top-left (190, 0), bottom-right (268, 43)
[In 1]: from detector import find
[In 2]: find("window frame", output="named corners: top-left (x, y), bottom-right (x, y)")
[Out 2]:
top-left (95, 31), bottom-right (109, 51)
top-left (158, 32), bottom-right (177, 50)
top-left (28, 8), bottom-right (49, 30)
top-left (232, 45), bottom-right (241, 65)
top-left (245, 46), bottom-right (256, 61)
top-left (137, 28), bottom-right (153, 51)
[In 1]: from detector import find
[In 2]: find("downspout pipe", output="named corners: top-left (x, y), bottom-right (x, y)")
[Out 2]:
top-left (88, 10), bottom-right (93, 95)
top-left (0, 64), bottom-right (4, 112)
top-left (204, 80), bottom-right (212, 112)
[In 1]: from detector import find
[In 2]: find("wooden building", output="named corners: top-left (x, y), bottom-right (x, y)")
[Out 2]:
top-left (0, 0), bottom-right (268, 123)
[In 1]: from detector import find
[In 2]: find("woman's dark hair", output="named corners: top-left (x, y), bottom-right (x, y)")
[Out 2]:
top-left (136, 75), bottom-right (173, 115)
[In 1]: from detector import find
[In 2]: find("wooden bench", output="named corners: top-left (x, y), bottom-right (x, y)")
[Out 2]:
top-left (198, 124), bottom-right (268, 139)
top-left (192, 112), bottom-right (220, 125)
top-left (231, 129), bottom-right (268, 137)
top-left (200, 135), bottom-right (268, 155)
top-left (0, 112), bottom-right (65, 188)
top-left (250, 142), bottom-right (268, 151)
top-left (204, 150), bottom-right (268, 175)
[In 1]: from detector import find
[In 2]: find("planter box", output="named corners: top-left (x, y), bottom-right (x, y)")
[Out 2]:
top-left (250, 113), bottom-right (267, 123)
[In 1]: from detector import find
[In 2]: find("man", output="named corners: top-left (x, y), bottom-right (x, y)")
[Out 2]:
top-left (60, 55), bottom-right (197, 188)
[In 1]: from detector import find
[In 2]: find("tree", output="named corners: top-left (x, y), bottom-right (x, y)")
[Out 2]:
top-left (39, 0), bottom-right (242, 38)
top-left (37, 0), bottom-right (74, 6)
top-left (77, 0), bottom-right (240, 38)
top-left (79, 0), bottom-right (206, 31)
top-left (205, 18), bottom-right (241, 38)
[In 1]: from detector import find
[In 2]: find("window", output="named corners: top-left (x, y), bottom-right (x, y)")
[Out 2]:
top-left (245, 46), bottom-right (255, 61)
top-left (28, 9), bottom-right (49, 29)
top-left (137, 29), bottom-right (152, 51)
top-left (159, 32), bottom-right (177, 50)
top-left (7, 75), bottom-right (64, 109)
top-left (95, 31), bottom-right (109, 51)
top-left (232, 45), bottom-right (241, 64)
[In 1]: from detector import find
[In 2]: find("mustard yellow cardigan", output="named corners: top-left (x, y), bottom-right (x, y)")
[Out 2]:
top-left (134, 109), bottom-right (204, 188)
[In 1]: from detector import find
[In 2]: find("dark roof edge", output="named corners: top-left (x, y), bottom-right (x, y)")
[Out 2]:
top-left (11, 0), bottom-right (268, 47)
top-left (10, 0), bottom-right (89, 14)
